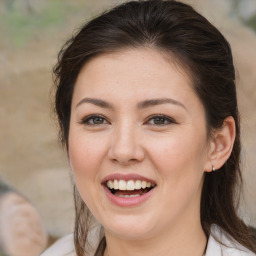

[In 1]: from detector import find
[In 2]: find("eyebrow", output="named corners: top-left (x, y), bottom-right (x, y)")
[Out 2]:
top-left (76, 98), bottom-right (114, 109)
top-left (76, 97), bottom-right (187, 111)
top-left (137, 98), bottom-right (187, 111)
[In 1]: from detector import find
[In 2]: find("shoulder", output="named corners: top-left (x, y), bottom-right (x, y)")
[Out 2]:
top-left (41, 225), bottom-right (101, 256)
top-left (41, 233), bottom-right (76, 256)
top-left (205, 224), bottom-right (255, 256)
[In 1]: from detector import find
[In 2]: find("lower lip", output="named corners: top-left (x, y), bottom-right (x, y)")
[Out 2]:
top-left (103, 186), bottom-right (156, 207)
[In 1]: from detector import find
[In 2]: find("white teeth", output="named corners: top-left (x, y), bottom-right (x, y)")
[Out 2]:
top-left (135, 180), bottom-right (142, 189)
top-left (106, 179), bottom-right (155, 190)
top-left (126, 180), bottom-right (135, 190)
top-left (141, 181), bottom-right (147, 189)
top-left (113, 179), bottom-right (119, 190)
top-left (119, 180), bottom-right (127, 190)
top-left (107, 180), bottom-right (114, 189)
top-left (117, 194), bottom-right (140, 198)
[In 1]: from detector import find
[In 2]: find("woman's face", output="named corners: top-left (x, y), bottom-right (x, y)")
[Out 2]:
top-left (69, 48), bottom-right (211, 240)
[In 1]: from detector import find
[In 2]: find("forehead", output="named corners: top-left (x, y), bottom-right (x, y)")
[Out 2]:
top-left (73, 47), bottom-right (195, 98)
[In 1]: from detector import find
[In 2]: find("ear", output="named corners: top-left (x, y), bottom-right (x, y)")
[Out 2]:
top-left (204, 116), bottom-right (236, 172)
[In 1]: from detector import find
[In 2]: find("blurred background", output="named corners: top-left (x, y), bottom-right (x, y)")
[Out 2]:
top-left (0, 0), bottom-right (255, 250)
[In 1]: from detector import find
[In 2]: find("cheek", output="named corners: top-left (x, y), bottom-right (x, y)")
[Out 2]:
top-left (68, 131), bottom-right (106, 176)
top-left (147, 133), bottom-right (207, 221)
top-left (67, 128), bottom-right (111, 206)
top-left (148, 130), bottom-right (207, 185)
top-left (68, 134), bottom-right (104, 209)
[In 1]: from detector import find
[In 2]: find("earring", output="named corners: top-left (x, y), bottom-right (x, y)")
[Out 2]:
top-left (212, 166), bottom-right (216, 172)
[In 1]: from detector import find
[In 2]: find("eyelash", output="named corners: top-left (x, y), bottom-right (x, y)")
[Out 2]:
top-left (145, 114), bottom-right (177, 126)
top-left (80, 114), bottom-right (109, 125)
top-left (80, 114), bottom-right (176, 126)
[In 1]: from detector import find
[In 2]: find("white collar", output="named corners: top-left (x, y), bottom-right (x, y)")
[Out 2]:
top-left (41, 224), bottom-right (255, 256)
top-left (205, 224), bottom-right (255, 256)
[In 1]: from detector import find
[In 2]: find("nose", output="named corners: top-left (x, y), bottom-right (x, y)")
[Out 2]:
top-left (107, 122), bottom-right (145, 165)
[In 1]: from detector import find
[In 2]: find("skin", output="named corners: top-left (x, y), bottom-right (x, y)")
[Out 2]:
top-left (0, 192), bottom-right (48, 256)
top-left (68, 48), bottom-right (235, 256)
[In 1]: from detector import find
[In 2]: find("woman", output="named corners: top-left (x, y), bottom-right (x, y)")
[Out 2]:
top-left (42, 0), bottom-right (256, 255)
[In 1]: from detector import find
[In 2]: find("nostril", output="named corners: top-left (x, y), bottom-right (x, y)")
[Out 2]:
top-left (108, 136), bottom-right (145, 164)
top-left (110, 157), bottom-right (139, 166)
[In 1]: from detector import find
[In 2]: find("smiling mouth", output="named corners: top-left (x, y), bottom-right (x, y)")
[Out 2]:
top-left (104, 179), bottom-right (156, 198)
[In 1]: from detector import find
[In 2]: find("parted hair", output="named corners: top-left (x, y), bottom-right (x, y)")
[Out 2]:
top-left (53, 0), bottom-right (256, 255)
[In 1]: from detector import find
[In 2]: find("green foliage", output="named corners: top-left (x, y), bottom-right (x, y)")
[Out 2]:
top-left (230, 0), bottom-right (256, 33)
top-left (245, 13), bottom-right (256, 32)
top-left (0, 0), bottom-right (87, 48)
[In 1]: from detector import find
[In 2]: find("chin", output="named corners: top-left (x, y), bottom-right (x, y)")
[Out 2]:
top-left (103, 214), bottom-right (155, 240)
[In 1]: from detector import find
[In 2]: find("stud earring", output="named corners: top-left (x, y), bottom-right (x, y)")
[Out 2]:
top-left (212, 166), bottom-right (216, 172)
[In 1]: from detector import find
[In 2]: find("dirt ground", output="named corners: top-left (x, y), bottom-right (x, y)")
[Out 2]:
top-left (0, 0), bottom-right (255, 238)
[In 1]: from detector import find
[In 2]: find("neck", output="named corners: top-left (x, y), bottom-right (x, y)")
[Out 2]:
top-left (104, 217), bottom-right (207, 256)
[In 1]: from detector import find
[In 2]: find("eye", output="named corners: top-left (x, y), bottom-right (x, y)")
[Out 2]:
top-left (146, 114), bottom-right (176, 126)
top-left (80, 115), bottom-right (109, 125)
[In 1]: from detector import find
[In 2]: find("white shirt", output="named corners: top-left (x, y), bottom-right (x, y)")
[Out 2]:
top-left (205, 225), bottom-right (255, 256)
top-left (41, 224), bottom-right (255, 256)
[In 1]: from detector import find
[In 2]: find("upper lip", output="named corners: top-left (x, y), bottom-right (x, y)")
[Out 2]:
top-left (101, 173), bottom-right (156, 185)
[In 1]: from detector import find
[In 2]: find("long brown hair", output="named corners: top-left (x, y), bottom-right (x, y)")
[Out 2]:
top-left (53, 0), bottom-right (256, 255)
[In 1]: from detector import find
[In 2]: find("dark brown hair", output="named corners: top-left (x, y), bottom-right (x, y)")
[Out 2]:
top-left (53, 0), bottom-right (256, 255)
